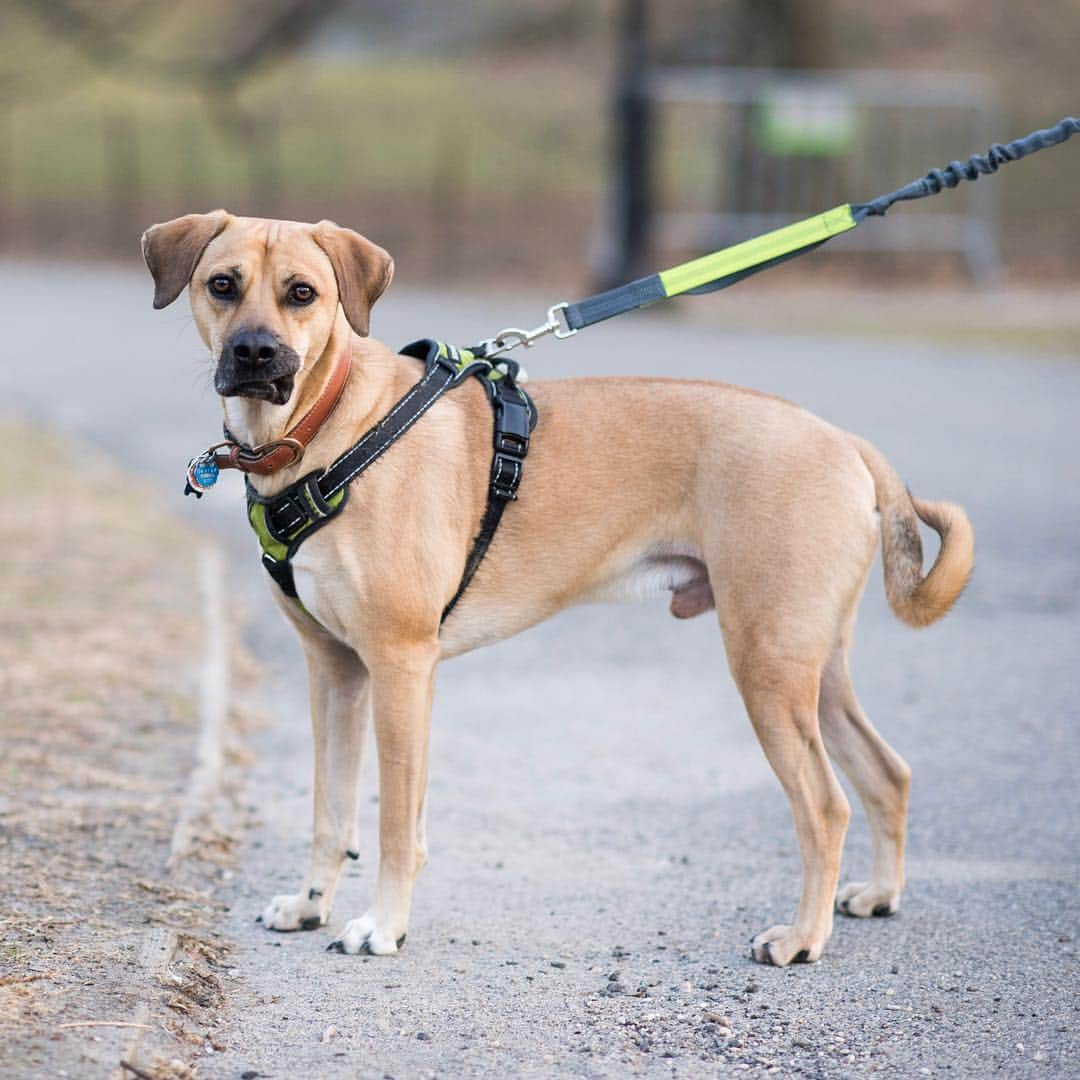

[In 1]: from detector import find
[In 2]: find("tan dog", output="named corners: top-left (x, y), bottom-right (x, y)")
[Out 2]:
top-left (142, 211), bottom-right (974, 966)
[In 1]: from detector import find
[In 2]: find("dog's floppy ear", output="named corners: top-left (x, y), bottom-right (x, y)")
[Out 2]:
top-left (311, 221), bottom-right (394, 337)
top-left (141, 210), bottom-right (230, 309)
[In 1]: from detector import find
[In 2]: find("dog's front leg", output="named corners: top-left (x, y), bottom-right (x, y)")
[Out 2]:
top-left (260, 633), bottom-right (370, 932)
top-left (329, 642), bottom-right (436, 955)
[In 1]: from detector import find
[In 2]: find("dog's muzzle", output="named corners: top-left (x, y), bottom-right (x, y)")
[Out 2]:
top-left (215, 329), bottom-right (301, 405)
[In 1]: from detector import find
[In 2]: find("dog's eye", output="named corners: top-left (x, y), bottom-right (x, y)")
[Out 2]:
top-left (288, 282), bottom-right (316, 306)
top-left (208, 275), bottom-right (235, 299)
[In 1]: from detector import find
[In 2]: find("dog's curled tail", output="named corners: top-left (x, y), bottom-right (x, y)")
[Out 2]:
top-left (853, 436), bottom-right (974, 629)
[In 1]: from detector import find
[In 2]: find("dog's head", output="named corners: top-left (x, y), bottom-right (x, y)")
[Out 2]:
top-left (141, 211), bottom-right (393, 406)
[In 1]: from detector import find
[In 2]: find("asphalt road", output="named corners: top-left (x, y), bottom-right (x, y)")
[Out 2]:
top-left (2, 262), bottom-right (1077, 1079)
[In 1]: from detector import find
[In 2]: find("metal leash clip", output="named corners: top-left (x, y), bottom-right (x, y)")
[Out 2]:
top-left (478, 302), bottom-right (576, 360)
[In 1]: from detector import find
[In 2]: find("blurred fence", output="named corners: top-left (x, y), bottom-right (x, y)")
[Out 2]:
top-left (644, 68), bottom-right (1003, 282)
top-left (0, 59), bottom-right (1075, 287)
top-left (0, 63), bottom-right (601, 284)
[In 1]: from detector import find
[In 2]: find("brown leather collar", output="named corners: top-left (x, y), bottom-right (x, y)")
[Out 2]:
top-left (212, 348), bottom-right (352, 476)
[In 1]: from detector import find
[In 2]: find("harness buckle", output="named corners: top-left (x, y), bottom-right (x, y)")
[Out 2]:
top-left (490, 450), bottom-right (523, 500)
top-left (495, 395), bottom-right (531, 455)
top-left (496, 431), bottom-right (528, 455)
top-left (266, 493), bottom-right (309, 541)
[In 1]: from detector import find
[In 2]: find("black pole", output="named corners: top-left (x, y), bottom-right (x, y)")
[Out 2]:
top-left (598, 0), bottom-right (651, 289)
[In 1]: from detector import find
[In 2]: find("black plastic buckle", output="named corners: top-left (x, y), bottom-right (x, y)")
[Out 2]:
top-left (496, 429), bottom-right (528, 455)
top-left (267, 493), bottom-right (310, 540)
top-left (265, 473), bottom-right (335, 542)
top-left (495, 397), bottom-right (531, 453)
top-left (490, 450), bottom-right (523, 500)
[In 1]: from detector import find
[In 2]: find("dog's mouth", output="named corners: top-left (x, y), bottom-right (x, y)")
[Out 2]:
top-left (214, 348), bottom-right (300, 406)
top-left (216, 374), bottom-right (296, 405)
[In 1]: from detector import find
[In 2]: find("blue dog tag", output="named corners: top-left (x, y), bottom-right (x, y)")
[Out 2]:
top-left (185, 453), bottom-right (219, 497)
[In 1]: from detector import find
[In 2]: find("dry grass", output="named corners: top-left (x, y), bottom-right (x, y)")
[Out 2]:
top-left (0, 420), bottom-right (231, 1076)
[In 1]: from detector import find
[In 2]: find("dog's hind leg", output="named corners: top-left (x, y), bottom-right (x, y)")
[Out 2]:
top-left (731, 648), bottom-right (851, 967)
top-left (329, 640), bottom-right (437, 956)
top-left (260, 631), bottom-right (370, 932)
top-left (819, 640), bottom-right (911, 919)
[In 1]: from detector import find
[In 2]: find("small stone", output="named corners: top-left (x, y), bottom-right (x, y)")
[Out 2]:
top-left (550, 960), bottom-right (566, 969)
top-left (321, 1026), bottom-right (337, 1044)
top-left (416, 1031), bottom-right (431, 1042)
top-left (704, 1012), bottom-right (731, 1026)
top-left (890, 964), bottom-right (899, 974)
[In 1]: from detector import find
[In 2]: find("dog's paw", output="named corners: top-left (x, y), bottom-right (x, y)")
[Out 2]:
top-left (836, 881), bottom-right (900, 918)
top-left (257, 891), bottom-right (328, 932)
top-left (326, 913), bottom-right (405, 956)
top-left (750, 925), bottom-right (824, 967)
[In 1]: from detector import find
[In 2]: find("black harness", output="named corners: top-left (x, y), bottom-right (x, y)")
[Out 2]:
top-left (245, 339), bottom-right (536, 626)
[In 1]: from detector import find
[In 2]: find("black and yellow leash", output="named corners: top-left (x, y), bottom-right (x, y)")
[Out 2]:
top-left (474, 116), bottom-right (1080, 358)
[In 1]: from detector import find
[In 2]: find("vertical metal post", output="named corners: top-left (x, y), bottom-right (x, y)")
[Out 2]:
top-left (597, 0), bottom-right (651, 288)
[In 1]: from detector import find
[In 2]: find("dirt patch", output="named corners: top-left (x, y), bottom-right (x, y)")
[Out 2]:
top-left (0, 421), bottom-right (238, 1078)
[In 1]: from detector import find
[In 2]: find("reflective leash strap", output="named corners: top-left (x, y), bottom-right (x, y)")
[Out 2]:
top-left (479, 116), bottom-right (1079, 352)
top-left (563, 204), bottom-right (858, 332)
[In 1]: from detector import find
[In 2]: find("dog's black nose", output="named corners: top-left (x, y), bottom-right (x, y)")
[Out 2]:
top-left (228, 329), bottom-right (280, 366)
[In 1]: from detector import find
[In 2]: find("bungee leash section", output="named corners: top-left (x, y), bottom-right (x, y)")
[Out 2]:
top-left (475, 116), bottom-right (1080, 359)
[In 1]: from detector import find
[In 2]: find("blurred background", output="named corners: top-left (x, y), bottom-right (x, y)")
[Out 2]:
top-left (1, 0), bottom-right (1078, 292)
top-left (3, 6), bottom-right (1079, 1075)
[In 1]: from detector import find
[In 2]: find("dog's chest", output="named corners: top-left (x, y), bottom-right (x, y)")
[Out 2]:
top-left (290, 557), bottom-right (349, 640)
